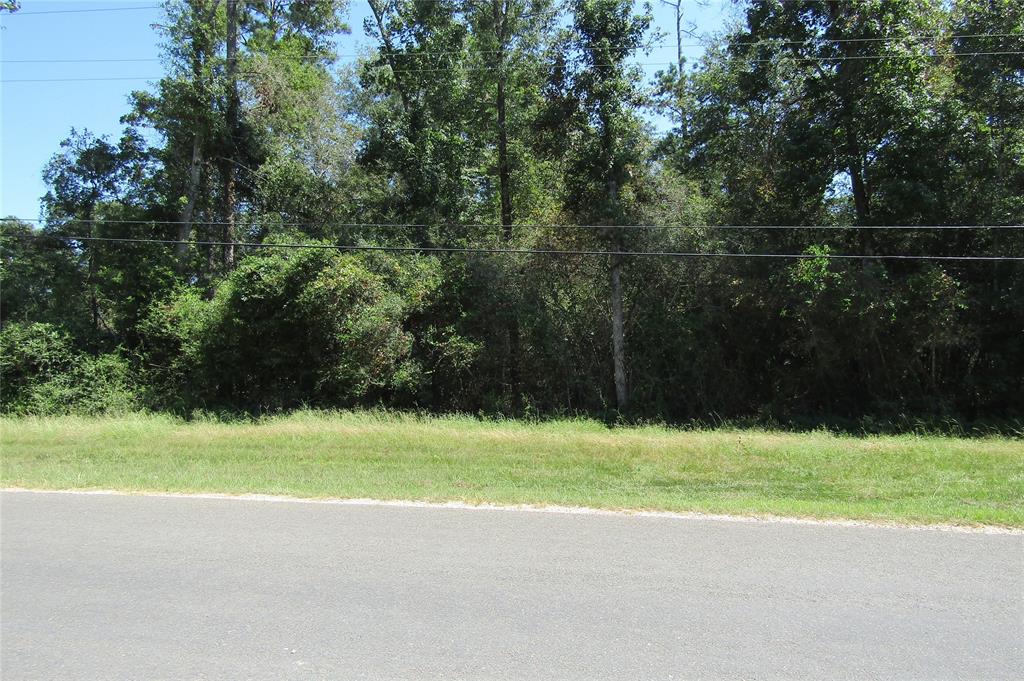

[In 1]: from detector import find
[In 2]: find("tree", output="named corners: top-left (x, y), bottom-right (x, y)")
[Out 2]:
top-left (127, 0), bottom-right (349, 272)
top-left (733, 0), bottom-right (946, 227)
top-left (126, 0), bottom-right (226, 272)
top-left (665, 0), bottom-right (1024, 420)
top-left (1, 220), bottom-right (87, 336)
top-left (41, 129), bottom-right (172, 347)
top-left (949, 0), bottom-right (1024, 225)
top-left (359, 0), bottom-right (482, 244)
top-left (559, 0), bottom-right (653, 411)
top-left (461, 1), bottom-right (557, 238)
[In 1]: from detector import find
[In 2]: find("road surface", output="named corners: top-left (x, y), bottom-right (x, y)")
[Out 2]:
top-left (2, 490), bottom-right (1022, 679)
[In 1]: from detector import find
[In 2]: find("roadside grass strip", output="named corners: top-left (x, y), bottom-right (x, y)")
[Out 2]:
top-left (2, 412), bottom-right (1021, 528)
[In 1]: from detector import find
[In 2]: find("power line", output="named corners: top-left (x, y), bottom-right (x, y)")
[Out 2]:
top-left (729, 32), bottom-right (1024, 47)
top-left (0, 0), bottom-right (827, 19)
top-left (9, 218), bottom-right (1024, 231)
top-left (2, 4), bottom-right (160, 16)
top-left (5, 234), bottom-right (1022, 262)
top-left (4, 50), bottom-right (1020, 82)
top-left (3, 32), bottom-right (1019, 63)
top-left (749, 50), bottom-right (1024, 63)
top-left (0, 0), bottom-right (680, 17)
top-left (1, 76), bottom-right (166, 83)
top-left (397, 51), bottom-right (1024, 72)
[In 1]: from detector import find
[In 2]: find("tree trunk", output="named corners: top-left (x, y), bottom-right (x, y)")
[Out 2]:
top-left (610, 251), bottom-right (628, 411)
top-left (600, 92), bottom-right (628, 411)
top-left (497, 77), bottom-right (513, 239)
top-left (223, 0), bottom-right (239, 269)
top-left (368, 0), bottom-right (413, 115)
top-left (177, 1), bottom-right (213, 267)
top-left (493, 1), bottom-right (520, 408)
top-left (845, 127), bottom-right (874, 264)
top-left (368, 0), bottom-right (430, 245)
top-left (850, 157), bottom-right (874, 263)
top-left (836, 27), bottom-right (870, 227)
top-left (85, 205), bottom-right (99, 336)
top-left (607, 167), bottom-right (627, 411)
top-left (848, 154), bottom-right (870, 225)
top-left (224, 168), bottom-right (236, 267)
top-left (494, 0), bottom-right (513, 240)
top-left (177, 131), bottom-right (203, 263)
top-left (206, 222), bottom-right (218, 283)
top-left (672, 1), bottom-right (682, 70)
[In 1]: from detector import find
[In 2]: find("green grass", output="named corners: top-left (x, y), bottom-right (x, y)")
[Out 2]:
top-left (2, 411), bottom-right (1022, 527)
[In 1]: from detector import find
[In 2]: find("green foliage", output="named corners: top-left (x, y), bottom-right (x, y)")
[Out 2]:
top-left (0, 322), bottom-right (76, 401)
top-left (9, 0), bottom-right (1022, 429)
top-left (139, 249), bottom-right (442, 411)
top-left (560, 0), bottom-right (653, 226)
top-left (0, 322), bottom-right (139, 415)
top-left (38, 130), bottom-right (177, 349)
top-left (1, 220), bottom-right (89, 336)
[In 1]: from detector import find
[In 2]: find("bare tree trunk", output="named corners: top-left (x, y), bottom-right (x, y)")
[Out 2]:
top-left (848, 155), bottom-right (870, 224)
top-left (369, 0), bottom-right (431, 245)
top-left (494, 0), bottom-right (513, 240)
top-left (223, 0), bottom-right (239, 269)
top-left (672, 0), bottom-right (683, 69)
top-left (223, 171), bottom-right (236, 267)
top-left (599, 83), bottom-right (628, 411)
top-left (85, 205), bottom-right (99, 336)
top-left (845, 127), bottom-right (875, 266)
top-left (610, 251), bottom-right (628, 411)
top-left (849, 155), bottom-right (874, 265)
top-left (493, 0), bottom-right (520, 408)
top-left (675, 4), bottom-right (682, 69)
top-left (606, 163), bottom-right (627, 410)
top-left (177, 1), bottom-right (217, 266)
top-left (206, 222), bottom-right (218, 282)
top-left (177, 131), bottom-right (203, 263)
top-left (836, 30), bottom-right (870, 227)
top-left (368, 0), bottom-right (413, 114)
top-left (497, 76), bottom-right (513, 238)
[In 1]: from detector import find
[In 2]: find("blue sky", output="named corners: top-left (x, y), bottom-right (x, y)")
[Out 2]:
top-left (1, 0), bottom-right (737, 222)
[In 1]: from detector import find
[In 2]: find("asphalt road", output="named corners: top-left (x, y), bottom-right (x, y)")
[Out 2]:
top-left (2, 491), bottom-right (1022, 680)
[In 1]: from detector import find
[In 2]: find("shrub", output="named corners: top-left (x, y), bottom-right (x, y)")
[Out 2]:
top-left (139, 249), bottom-right (443, 411)
top-left (0, 322), bottom-right (139, 415)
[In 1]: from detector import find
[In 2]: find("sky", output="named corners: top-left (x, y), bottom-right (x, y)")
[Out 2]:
top-left (1, 0), bottom-right (739, 222)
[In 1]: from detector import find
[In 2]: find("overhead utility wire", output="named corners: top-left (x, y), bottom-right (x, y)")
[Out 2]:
top-left (362, 51), bottom-right (1024, 74)
top-left (3, 4), bottom-right (161, 16)
top-left (0, 0), bottom-right (902, 18)
top-left (9, 218), bottom-right (1024, 231)
top-left (5, 234), bottom-right (1022, 262)
top-left (4, 32), bottom-right (1019, 63)
top-left (0, 0), bottom-right (707, 19)
top-left (3, 33), bottom-right (1019, 64)
top-left (5, 51), bottom-right (1021, 82)
top-left (1, 76), bottom-right (169, 83)
top-left (730, 32), bottom-right (1024, 46)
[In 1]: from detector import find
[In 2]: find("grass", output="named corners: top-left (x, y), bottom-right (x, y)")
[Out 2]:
top-left (2, 411), bottom-right (1022, 527)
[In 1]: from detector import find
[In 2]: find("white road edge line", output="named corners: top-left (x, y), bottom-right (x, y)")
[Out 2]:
top-left (2, 487), bottom-right (1021, 535)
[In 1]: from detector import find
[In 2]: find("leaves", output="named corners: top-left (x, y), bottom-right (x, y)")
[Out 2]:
top-left (3, 0), bottom-right (1022, 425)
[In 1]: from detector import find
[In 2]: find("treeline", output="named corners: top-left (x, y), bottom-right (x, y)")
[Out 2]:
top-left (2, 0), bottom-right (1022, 429)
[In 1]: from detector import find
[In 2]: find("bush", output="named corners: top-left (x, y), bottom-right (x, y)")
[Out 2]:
top-left (0, 322), bottom-right (140, 415)
top-left (139, 249), bottom-right (443, 411)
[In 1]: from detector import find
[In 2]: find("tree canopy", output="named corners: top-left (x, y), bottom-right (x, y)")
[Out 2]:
top-left (2, 0), bottom-right (1022, 430)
